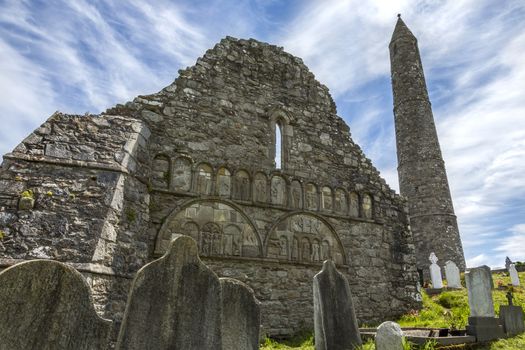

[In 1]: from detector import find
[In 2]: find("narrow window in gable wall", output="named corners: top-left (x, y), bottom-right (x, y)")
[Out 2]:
top-left (275, 122), bottom-right (283, 169)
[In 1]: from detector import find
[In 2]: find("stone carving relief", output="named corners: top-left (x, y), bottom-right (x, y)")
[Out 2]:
top-left (362, 193), bottom-right (373, 219)
top-left (305, 183), bottom-right (318, 211)
top-left (195, 164), bottom-right (213, 195)
top-left (271, 175), bottom-right (286, 206)
top-left (173, 157), bottom-right (192, 191)
top-left (349, 192), bottom-right (359, 217)
top-left (217, 167), bottom-right (231, 197)
top-left (234, 170), bottom-right (251, 201)
top-left (321, 187), bottom-right (332, 211)
top-left (290, 180), bottom-right (303, 209)
top-left (253, 172), bottom-right (267, 203)
top-left (267, 214), bottom-right (345, 265)
top-left (155, 201), bottom-right (261, 258)
top-left (334, 189), bottom-right (347, 215)
top-left (152, 155), bottom-right (170, 189)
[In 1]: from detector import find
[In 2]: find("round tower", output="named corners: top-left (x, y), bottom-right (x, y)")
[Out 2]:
top-left (389, 16), bottom-right (466, 273)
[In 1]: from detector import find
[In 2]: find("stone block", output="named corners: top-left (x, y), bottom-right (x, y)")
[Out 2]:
top-left (466, 265), bottom-right (495, 317)
top-left (220, 278), bottom-right (261, 350)
top-left (313, 260), bottom-right (361, 350)
top-left (375, 321), bottom-right (404, 350)
top-left (500, 305), bottom-right (524, 336)
top-left (0, 260), bottom-right (111, 350)
top-left (466, 316), bottom-right (504, 342)
top-left (116, 235), bottom-right (222, 350)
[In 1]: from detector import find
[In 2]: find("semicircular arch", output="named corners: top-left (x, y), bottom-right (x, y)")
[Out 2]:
top-left (155, 198), bottom-right (263, 258)
top-left (265, 211), bottom-right (347, 265)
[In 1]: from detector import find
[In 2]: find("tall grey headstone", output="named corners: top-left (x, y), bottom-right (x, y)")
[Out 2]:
top-left (465, 266), bottom-right (504, 342)
top-left (429, 252), bottom-right (443, 288)
top-left (220, 278), bottom-right (261, 350)
top-left (116, 235), bottom-right (222, 350)
top-left (0, 260), bottom-right (111, 350)
top-left (445, 260), bottom-right (462, 289)
top-left (508, 264), bottom-right (520, 286)
top-left (375, 321), bottom-right (404, 350)
top-left (313, 260), bottom-right (362, 350)
top-left (466, 266), bottom-right (495, 317)
top-left (479, 265), bottom-right (494, 289)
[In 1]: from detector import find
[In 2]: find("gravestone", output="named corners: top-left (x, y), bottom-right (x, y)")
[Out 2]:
top-left (445, 260), bottom-right (461, 289)
top-left (429, 252), bottom-right (443, 289)
top-left (220, 278), bottom-right (261, 350)
top-left (508, 263), bottom-right (520, 286)
top-left (465, 266), bottom-right (504, 342)
top-left (313, 260), bottom-right (361, 350)
top-left (0, 260), bottom-right (111, 350)
top-left (479, 265), bottom-right (494, 289)
top-left (500, 305), bottom-right (525, 336)
top-left (505, 256), bottom-right (512, 271)
top-left (375, 321), bottom-right (404, 350)
top-left (116, 235), bottom-right (222, 350)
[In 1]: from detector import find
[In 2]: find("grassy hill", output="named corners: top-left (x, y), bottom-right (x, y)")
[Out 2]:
top-left (260, 271), bottom-right (525, 349)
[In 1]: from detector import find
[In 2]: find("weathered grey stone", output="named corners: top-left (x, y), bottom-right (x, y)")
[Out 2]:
top-left (509, 264), bottom-right (520, 286)
top-left (429, 252), bottom-right (443, 289)
top-left (445, 260), bottom-right (461, 289)
top-left (465, 266), bottom-right (495, 317)
top-left (466, 316), bottom-right (504, 342)
top-left (116, 235), bottom-right (222, 350)
top-left (499, 305), bottom-right (525, 336)
top-left (390, 17), bottom-right (466, 274)
top-left (0, 260), bottom-right (111, 350)
top-left (375, 321), bottom-right (404, 350)
top-left (220, 277), bottom-right (261, 350)
top-left (313, 260), bottom-right (361, 350)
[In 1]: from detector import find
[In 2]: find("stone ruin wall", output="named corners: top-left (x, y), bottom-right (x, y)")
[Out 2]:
top-left (0, 37), bottom-right (421, 337)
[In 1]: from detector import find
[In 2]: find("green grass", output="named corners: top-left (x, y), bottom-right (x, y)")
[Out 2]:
top-left (261, 271), bottom-right (525, 349)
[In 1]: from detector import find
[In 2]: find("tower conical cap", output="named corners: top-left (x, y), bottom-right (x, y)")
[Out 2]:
top-left (390, 15), bottom-right (415, 44)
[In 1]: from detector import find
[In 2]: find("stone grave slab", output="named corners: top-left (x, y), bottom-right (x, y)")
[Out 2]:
top-left (116, 235), bottom-right (222, 350)
top-left (313, 259), bottom-right (361, 350)
top-left (509, 264), bottom-right (520, 286)
top-left (0, 260), bottom-right (111, 350)
top-left (220, 278), bottom-right (261, 350)
top-left (445, 260), bottom-right (461, 289)
top-left (465, 266), bottom-right (503, 342)
top-left (500, 305), bottom-right (524, 336)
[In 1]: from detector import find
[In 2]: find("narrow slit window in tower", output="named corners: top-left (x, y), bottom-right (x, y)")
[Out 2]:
top-left (275, 123), bottom-right (282, 169)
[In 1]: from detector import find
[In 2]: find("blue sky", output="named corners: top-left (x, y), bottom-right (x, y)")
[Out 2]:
top-left (1, 0), bottom-right (524, 268)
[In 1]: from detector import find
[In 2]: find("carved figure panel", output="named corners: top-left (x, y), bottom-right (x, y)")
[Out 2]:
top-left (271, 175), bottom-right (286, 206)
top-left (253, 172), bottom-right (267, 203)
top-left (349, 192), bottom-right (359, 217)
top-left (267, 213), bottom-right (345, 265)
top-left (152, 155), bottom-right (170, 189)
top-left (217, 167), bottom-right (231, 197)
top-left (195, 164), bottom-right (212, 195)
top-left (155, 201), bottom-right (261, 258)
top-left (305, 183), bottom-right (318, 210)
top-left (290, 180), bottom-right (303, 209)
top-left (334, 189), bottom-right (348, 215)
top-left (173, 157), bottom-right (192, 191)
top-left (234, 170), bottom-right (250, 201)
top-left (321, 186), bottom-right (333, 211)
top-left (362, 193), bottom-right (373, 219)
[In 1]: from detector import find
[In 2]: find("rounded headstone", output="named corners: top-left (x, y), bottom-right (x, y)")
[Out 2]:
top-left (375, 321), bottom-right (404, 350)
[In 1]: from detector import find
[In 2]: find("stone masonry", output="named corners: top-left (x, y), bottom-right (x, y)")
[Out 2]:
top-left (389, 17), bottom-right (466, 273)
top-left (0, 31), bottom-right (422, 337)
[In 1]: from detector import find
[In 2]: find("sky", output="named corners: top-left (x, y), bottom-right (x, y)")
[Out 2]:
top-left (0, 0), bottom-right (524, 268)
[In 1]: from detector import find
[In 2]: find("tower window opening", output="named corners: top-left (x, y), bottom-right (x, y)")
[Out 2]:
top-left (275, 122), bottom-right (282, 169)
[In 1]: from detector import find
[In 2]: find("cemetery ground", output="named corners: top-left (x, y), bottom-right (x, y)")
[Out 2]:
top-left (260, 271), bottom-right (525, 349)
